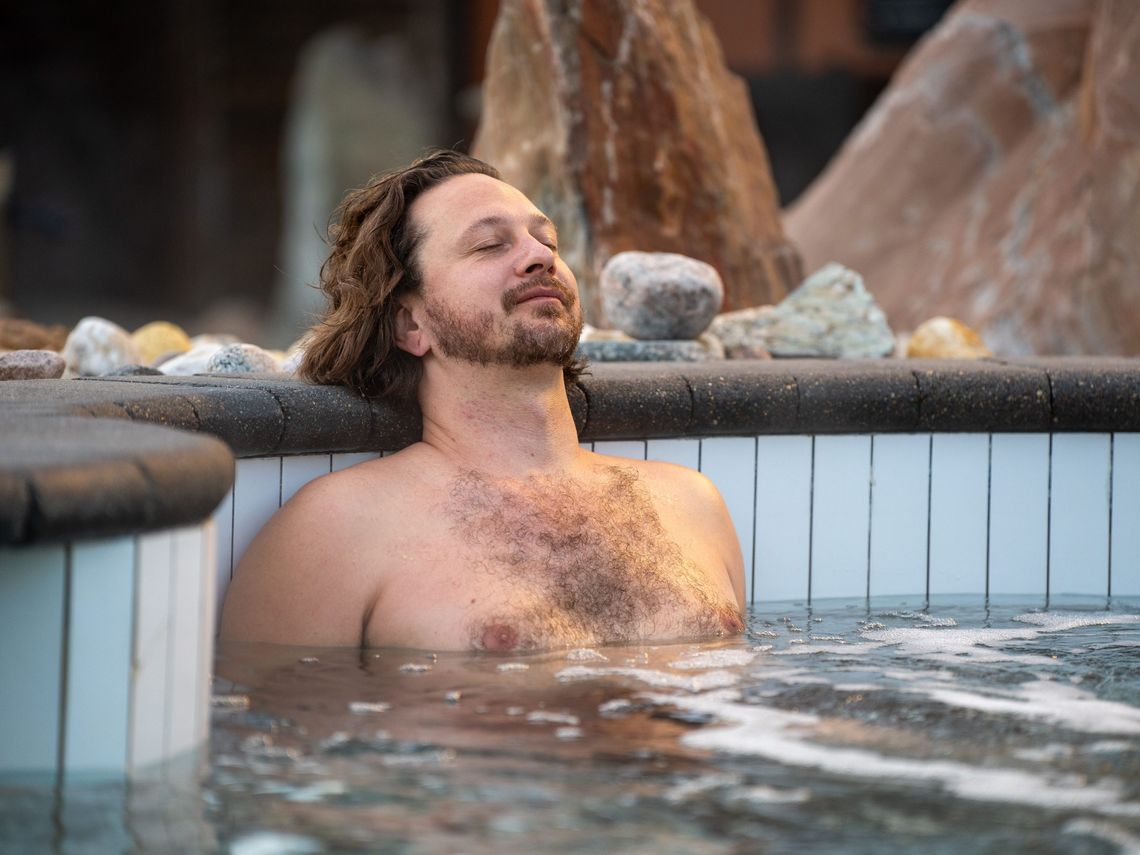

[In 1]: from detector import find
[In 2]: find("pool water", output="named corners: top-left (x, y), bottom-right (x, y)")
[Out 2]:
top-left (5, 598), bottom-right (1140, 853)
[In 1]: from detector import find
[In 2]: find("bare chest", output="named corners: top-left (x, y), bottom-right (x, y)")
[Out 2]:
top-left (368, 466), bottom-right (739, 651)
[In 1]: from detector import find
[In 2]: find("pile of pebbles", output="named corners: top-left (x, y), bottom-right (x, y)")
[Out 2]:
top-left (0, 253), bottom-right (993, 381)
top-left (0, 317), bottom-right (300, 381)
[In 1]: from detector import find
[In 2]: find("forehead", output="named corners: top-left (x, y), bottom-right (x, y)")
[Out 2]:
top-left (411, 173), bottom-right (547, 244)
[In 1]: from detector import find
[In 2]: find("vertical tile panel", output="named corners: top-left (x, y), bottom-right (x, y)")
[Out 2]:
top-left (166, 528), bottom-right (204, 759)
top-left (928, 434), bottom-right (990, 598)
top-left (1112, 434), bottom-right (1140, 596)
top-left (989, 434), bottom-right (1050, 596)
top-left (210, 485), bottom-right (233, 623)
top-left (754, 436), bottom-right (812, 603)
top-left (280, 454), bottom-right (332, 506)
top-left (646, 438), bottom-right (700, 470)
top-left (331, 451), bottom-right (381, 472)
top-left (64, 538), bottom-right (135, 776)
top-left (593, 440), bottom-right (647, 461)
top-left (869, 434), bottom-right (931, 598)
top-left (1050, 433), bottom-right (1111, 596)
top-left (811, 435), bottom-right (872, 600)
top-left (0, 545), bottom-right (66, 773)
top-left (231, 457), bottom-right (282, 574)
top-left (129, 532), bottom-right (173, 773)
top-left (700, 437), bottom-right (757, 604)
top-left (196, 523), bottom-right (218, 745)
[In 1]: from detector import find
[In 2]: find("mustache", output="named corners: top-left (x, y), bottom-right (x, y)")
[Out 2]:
top-left (501, 275), bottom-right (577, 311)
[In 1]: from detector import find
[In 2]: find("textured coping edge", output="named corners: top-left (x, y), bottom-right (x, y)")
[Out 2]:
top-left (1, 357), bottom-right (1138, 546)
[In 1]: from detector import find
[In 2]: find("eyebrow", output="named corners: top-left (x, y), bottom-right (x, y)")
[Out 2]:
top-left (458, 213), bottom-right (557, 244)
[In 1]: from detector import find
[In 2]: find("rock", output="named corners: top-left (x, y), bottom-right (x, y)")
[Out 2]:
top-left (131, 321), bottom-right (191, 366)
top-left (906, 317), bottom-right (993, 359)
top-left (106, 364), bottom-right (164, 377)
top-left (0, 349), bottom-right (66, 380)
top-left (205, 343), bottom-right (280, 375)
top-left (0, 318), bottom-right (69, 352)
top-left (599, 251), bottom-right (724, 340)
top-left (473, 0), bottom-right (802, 326)
top-left (709, 305), bottom-right (776, 359)
top-left (786, 0), bottom-right (1140, 356)
top-left (278, 348), bottom-right (305, 376)
top-left (61, 317), bottom-right (142, 376)
top-left (579, 325), bottom-right (632, 343)
top-left (576, 338), bottom-right (722, 363)
top-left (746, 263), bottom-right (893, 359)
top-left (158, 343), bottom-right (224, 376)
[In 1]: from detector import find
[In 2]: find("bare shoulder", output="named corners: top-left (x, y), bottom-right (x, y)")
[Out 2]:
top-left (219, 453), bottom-right (415, 645)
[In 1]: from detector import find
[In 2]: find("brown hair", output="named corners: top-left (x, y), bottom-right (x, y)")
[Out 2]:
top-left (299, 149), bottom-right (586, 399)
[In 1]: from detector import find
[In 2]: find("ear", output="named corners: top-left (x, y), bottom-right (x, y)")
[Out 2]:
top-left (393, 299), bottom-right (431, 357)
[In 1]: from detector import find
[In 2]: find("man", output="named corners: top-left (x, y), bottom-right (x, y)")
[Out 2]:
top-left (221, 150), bottom-right (744, 651)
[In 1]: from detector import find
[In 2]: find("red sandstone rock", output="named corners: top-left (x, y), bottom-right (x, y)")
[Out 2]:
top-left (786, 0), bottom-right (1140, 356)
top-left (473, 0), bottom-right (802, 325)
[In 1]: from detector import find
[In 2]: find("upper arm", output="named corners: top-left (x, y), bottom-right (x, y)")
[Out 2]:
top-left (219, 478), bottom-right (377, 646)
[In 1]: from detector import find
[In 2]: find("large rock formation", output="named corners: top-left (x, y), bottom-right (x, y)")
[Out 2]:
top-left (786, 0), bottom-right (1140, 356)
top-left (473, 0), bottom-right (802, 326)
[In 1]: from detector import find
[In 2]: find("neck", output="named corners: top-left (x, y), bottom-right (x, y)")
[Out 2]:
top-left (417, 360), bottom-right (582, 477)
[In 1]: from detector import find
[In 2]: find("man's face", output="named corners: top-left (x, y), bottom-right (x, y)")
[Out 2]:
top-left (406, 173), bottom-right (583, 369)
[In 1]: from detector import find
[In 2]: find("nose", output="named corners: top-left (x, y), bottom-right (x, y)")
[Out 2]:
top-left (516, 234), bottom-right (555, 277)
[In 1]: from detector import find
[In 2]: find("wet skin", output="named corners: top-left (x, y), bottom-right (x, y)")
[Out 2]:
top-left (220, 174), bottom-right (744, 651)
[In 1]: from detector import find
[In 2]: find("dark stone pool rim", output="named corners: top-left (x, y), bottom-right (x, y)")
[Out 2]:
top-left (1, 358), bottom-right (1138, 545)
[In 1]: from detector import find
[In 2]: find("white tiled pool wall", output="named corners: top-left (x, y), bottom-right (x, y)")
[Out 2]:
top-left (0, 523), bottom-right (215, 781)
top-left (213, 433), bottom-right (1140, 610)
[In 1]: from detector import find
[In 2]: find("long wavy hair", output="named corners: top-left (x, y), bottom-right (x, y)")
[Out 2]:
top-left (300, 149), bottom-right (585, 399)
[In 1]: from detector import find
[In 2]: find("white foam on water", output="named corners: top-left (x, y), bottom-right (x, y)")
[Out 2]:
top-left (1013, 744), bottom-right (1074, 762)
top-left (1063, 819), bottom-right (1140, 855)
top-left (669, 649), bottom-right (757, 669)
top-left (398, 663), bottom-right (432, 673)
top-left (1014, 612), bottom-right (1140, 631)
top-left (729, 785), bottom-right (813, 805)
top-left (283, 779), bottom-right (348, 804)
top-left (554, 726), bottom-right (584, 740)
top-left (1087, 740), bottom-right (1136, 754)
top-left (643, 689), bottom-right (1140, 816)
top-left (861, 626), bottom-right (1056, 664)
top-left (348, 701), bottom-right (391, 714)
top-left (772, 642), bottom-right (884, 657)
top-left (497, 662), bottom-right (530, 672)
top-left (230, 832), bottom-right (324, 855)
top-left (663, 773), bottom-right (741, 803)
top-left (565, 648), bottom-right (609, 662)
top-left (916, 679), bottom-right (1140, 735)
top-left (555, 665), bottom-right (740, 692)
top-left (526, 710), bottom-right (580, 726)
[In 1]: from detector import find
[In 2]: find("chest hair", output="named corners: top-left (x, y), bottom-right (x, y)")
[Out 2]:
top-left (444, 465), bottom-right (729, 648)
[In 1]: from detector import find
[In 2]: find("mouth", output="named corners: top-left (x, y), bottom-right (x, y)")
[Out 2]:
top-left (504, 276), bottom-right (575, 311)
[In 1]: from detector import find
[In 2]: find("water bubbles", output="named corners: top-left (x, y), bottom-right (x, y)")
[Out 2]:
top-left (230, 831), bottom-right (323, 855)
top-left (298, 656), bottom-right (319, 664)
top-left (497, 662), bottom-right (530, 672)
top-left (505, 706), bottom-right (526, 716)
top-left (399, 662), bottom-right (432, 673)
top-left (212, 693), bottom-right (250, 710)
top-left (554, 726), bottom-right (584, 740)
top-left (526, 710), bottom-right (580, 726)
top-left (598, 698), bottom-right (635, 717)
top-left (669, 649), bottom-right (756, 669)
top-left (348, 701), bottom-right (391, 715)
top-left (566, 648), bottom-right (609, 662)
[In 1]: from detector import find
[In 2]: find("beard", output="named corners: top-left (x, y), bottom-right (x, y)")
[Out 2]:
top-left (423, 275), bottom-right (584, 369)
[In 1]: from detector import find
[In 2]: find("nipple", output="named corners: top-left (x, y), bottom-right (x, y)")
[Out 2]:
top-left (481, 622), bottom-right (521, 652)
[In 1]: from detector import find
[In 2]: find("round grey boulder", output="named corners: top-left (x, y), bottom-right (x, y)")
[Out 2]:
top-left (205, 343), bottom-right (280, 375)
top-left (61, 316), bottom-right (141, 376)
top-left (0, 349), bottom-right (66, 380)
top-left (600, 251), bottom-right (724, 340)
